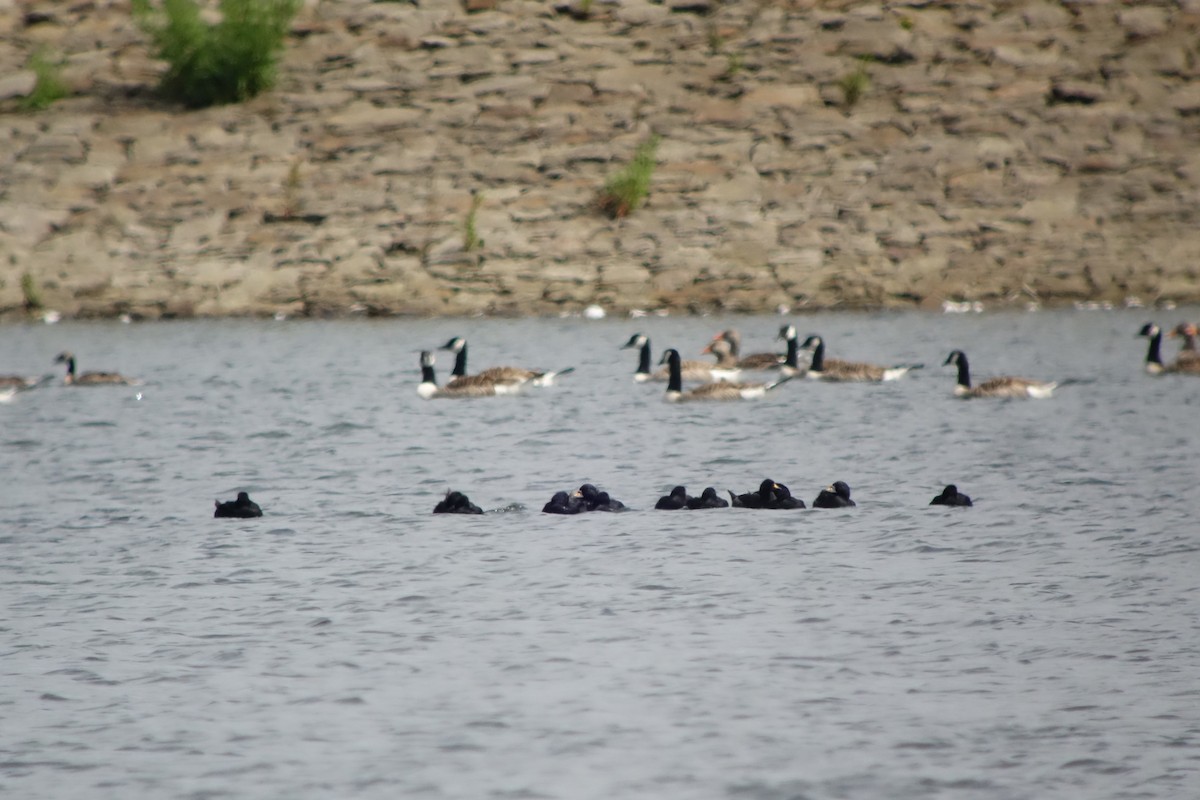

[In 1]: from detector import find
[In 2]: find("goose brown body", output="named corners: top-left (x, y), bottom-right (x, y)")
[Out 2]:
top-left (418, 351), bottom-right (507, 399)
top-left (799, 335), bottom-right (921, 382)
top-left (943, 350), bottom-right (1056, 398)
top-left (659, 349), bottom-right (791, 402)
top-left (54, 352), bottom-right (137, 386)
top-left (440, 337), bottom-right (573, 388)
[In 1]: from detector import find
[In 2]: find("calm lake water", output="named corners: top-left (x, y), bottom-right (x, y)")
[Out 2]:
top-left (2, 309), bottom-right (1198, 800)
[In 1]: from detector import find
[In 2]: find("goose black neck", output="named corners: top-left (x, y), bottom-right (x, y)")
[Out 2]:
top-left (637, 341), bottom-right (651, 375)
top-left (452, 344), bottom-right (468, 377)
top-left (65, 357), bottom-right (76, 376)
top-left (783, 334), bottom-right (798, 369)
top-left (809, 340), bottom-right (825, 372)
top-left (1145, 330), bottom-right (1163, 366)
top-left (421, 362), bottom-right (437, 385)
top-left (666, 352), bottom-right (683, 393)
top-left (954, 354), bottom-right (971, 388)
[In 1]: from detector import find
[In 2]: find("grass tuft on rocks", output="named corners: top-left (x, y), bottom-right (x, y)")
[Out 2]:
top-left (20, 50), bottom-right (68, 111)
top-left (463, 191), bottom-right (485, 252)
top-left (838, 58), bottom-right (871, 108)
top-left (598, 135), bottom-right (660, 219)
top-left (132, 0), bottom-right (300, 108)
top-left (21, 272), bottom-right (43, 311)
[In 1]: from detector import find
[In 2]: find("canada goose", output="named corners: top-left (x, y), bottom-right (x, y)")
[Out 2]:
top-left (214, 491), bottom-right (263, 518)
top-left (729, 479), bottom-right (805, 509)
top-left (574, 483), bottom-right (626, 512)
top-left (686, 487), bottom-right (729, 509)
top-left (417, 351), bottom-right (507, 399)
top-left (930, 485), bottom-right (973, 507)
top-left (659, 349), bottom-right (791, 402)
top-left (54, 352), bottom-right (138, 386)
top-left (799, 335), bottom-right (922, 382)
top-left (942, 350), bottom-right (1057, 398)
top-left (0, 373), bottom-right (46, 390)
top-left (813, 481), bottom-right (856, 508)
top-left (776, 325), bottom-right (807, 377)
top-left (440, 336), bottom-right (573, 387)
top-left (1137, 323), bottom-right (1200, 375)
top-left (542, 491), bottom-right (583, 515)
top-left (621, 333), bottom-right (738, 383)
top-left (714, 329), bottom-right (784, 370)
top-left (655, 486), bottom-right (690, 510)
top-left (433, 490), bottom-right (483, 514)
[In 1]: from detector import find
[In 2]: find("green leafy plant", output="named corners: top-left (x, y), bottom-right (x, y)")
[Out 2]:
top-left (598, 135), bottom-right (660, 220)
top-left (838, 57), bottom-right (871, 108)
top-left (463, 191), bottom-right (484, 252)
top-left (132, 0), bottom-right (300, 108)
top-left (20, 272), bottom-right (43, 311)
top-left (899, 15), bottom-right (914, 31)
top-left (20, 50), bottom-right (68, 111)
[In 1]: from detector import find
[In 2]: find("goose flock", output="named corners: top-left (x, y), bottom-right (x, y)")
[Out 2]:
top-left (9, 321), bottom-right (1188, 403)
top-left (408, 320), bottom-right (1199, 403)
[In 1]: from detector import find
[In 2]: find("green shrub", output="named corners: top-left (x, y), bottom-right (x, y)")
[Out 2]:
top-left (132, 0), bottom-right (300, 108)
top-left (20, 50), bottom-right (68, 111)
top-left (838, 58), bottom-right (871, 108)
top-left (598, 135), bottom-right (660, 219)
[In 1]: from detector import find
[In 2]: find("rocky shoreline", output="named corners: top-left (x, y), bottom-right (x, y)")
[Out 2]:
top-left (3, 0), bottom-right (1200, 320)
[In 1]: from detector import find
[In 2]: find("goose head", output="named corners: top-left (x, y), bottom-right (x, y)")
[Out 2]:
top-left (622, 333), bottom-right (649, 350)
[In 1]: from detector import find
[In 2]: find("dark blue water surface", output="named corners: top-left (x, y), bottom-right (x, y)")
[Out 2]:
top-left (2, 309), bottom-right (1198, 800)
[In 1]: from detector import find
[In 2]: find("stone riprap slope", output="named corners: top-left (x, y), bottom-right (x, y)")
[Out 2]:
top-left (2, 0), bottom-right (1200, 319)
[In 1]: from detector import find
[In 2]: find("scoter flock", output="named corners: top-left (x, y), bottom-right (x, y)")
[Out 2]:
top-left (3, 320), bottom-right (1194, 517)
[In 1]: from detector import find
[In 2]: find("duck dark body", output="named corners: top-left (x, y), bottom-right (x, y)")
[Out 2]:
top-left (930, 485), bottom-right (973, 507)
top-left (542, 491), bottom-right (584, 515)
top-left (655, 486), bottom-right (690, 510)
top-left (813, 481), bottom-right (856, 508)
top-left (576, 484), bottom-right (626, 512)
top-left (433, 490), bottom-right (483, 514)
top-left (214, 492), bottom-right (263, 519)
top-left (687, 487), bottom-right (729, 509)
top-left (731, 479), bottom-right (805, 509)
